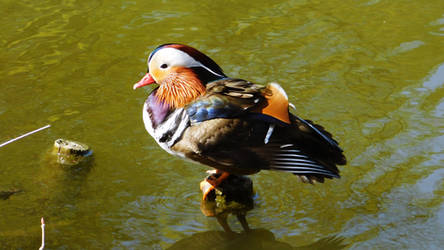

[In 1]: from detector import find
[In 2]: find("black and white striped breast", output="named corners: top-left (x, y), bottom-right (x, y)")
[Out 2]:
top-left (142, 101), bottom-right (190, 157)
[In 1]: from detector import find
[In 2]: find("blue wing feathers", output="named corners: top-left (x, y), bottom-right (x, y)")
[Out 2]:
top-left (186, 97), bottom-right (244, 123)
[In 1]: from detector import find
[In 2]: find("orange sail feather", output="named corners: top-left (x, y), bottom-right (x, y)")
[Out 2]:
top-left (258, 83), bottom-right (291, 124)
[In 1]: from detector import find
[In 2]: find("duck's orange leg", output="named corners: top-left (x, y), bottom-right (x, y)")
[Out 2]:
top-left (200, 170), bottom-right (230, 200)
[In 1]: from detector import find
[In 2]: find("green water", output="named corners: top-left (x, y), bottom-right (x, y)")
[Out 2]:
top-left (1, 0), bottom-right (443, 248)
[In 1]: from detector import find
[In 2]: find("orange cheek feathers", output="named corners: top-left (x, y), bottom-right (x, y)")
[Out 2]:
top-left (155, 67), bottom-right (206, 108)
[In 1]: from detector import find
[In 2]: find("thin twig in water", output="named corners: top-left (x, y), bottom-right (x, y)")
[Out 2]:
top-left (0, 124), bottom-right (50, 148)
top-left (39, 217), bottom-right (45, 250)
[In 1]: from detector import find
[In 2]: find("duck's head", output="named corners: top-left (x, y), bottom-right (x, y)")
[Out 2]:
top-left (133, 43), bottom-right (226, 107)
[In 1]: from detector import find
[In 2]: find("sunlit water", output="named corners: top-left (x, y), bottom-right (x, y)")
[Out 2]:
top-left (1, 0), bottom-right (443, 248)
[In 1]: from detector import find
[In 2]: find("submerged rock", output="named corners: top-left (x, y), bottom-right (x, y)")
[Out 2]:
top-left (0, 189), bottom-right (21, 200)
top-left (167, 229), bottom-right (294, 250)
top-left (34, 139), bottom-right (93, 222)
top-left (167, 230), bottom-right (347, 250)
top-left (49, 139), bottom-right (92, 166)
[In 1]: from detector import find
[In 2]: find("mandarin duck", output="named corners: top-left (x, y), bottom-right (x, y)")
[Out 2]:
top-left (133, 44), bottom-right (346, 199)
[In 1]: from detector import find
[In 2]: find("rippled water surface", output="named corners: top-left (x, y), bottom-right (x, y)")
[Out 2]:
top-left (1, 0), bottom-right (443, 248)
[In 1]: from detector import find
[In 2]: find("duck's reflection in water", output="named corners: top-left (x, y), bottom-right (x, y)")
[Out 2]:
top-left (168, 230), bottom-right (346, 250)
top-left (168, 173), bottom-right (347, 250)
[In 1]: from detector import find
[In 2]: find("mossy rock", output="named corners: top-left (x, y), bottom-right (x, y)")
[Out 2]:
top-left (48, 139), bottom-right (92, 166)
top-left (200, 174), bottom-right (254, 217)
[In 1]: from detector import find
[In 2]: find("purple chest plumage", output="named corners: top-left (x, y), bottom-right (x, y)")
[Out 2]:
top-left (146, 90), bottom-right (171, 128)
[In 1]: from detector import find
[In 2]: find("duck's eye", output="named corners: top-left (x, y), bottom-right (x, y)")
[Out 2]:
top-left (160, 64), bottom-right (168, 69)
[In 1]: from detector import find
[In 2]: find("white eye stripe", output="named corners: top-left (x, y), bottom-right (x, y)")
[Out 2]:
top-left (198, 63), bottom-right (225, 78)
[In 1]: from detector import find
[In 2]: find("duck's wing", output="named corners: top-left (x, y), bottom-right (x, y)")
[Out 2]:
top-left (185, 78), bottom-right (268, 124)
top-left (181, 78), bottom-right (346, 181)
top-left (250, 139), bottom-right (341, 183)
top-left (186, 78), bottom-right (344, 153)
